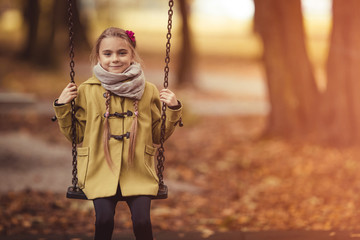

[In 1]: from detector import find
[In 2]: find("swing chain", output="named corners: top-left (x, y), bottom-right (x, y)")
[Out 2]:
top-left (157, 0), bottom-right (174, 186)
top-left (66, 0), bottom-right (173, 194)
top-left (68, 0), bottom-right (79, 190)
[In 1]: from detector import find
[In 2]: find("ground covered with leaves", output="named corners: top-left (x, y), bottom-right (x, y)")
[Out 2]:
top-left (1, 115), bottom-right (360, 237)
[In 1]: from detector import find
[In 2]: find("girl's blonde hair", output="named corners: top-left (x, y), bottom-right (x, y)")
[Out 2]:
top-left (90, 27), bottom-right (142, 65)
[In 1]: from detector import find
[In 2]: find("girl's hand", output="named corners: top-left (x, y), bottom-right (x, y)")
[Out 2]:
top-left (160, 89), bottom-right (178, 107)
top-left (58, 83), bottom-right (78, 104)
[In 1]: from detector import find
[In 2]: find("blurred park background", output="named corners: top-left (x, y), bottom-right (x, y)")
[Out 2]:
top-left (2, 0), bottom-right (360, 238)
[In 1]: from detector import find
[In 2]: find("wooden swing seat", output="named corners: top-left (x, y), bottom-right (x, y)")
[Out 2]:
top-left (67, 184), bottom-right (168, 200)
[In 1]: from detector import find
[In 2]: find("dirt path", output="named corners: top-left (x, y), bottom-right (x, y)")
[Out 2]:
top-left (0, 133), bottom-right (71, 193)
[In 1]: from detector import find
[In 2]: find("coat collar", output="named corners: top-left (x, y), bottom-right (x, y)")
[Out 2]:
top-left (83, 75), bottom-right (101, 85)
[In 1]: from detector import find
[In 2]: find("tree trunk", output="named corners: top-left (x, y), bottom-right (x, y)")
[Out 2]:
top-left (72, 0), bottom-right (91, 52)
top-left (254, 0), bottom-right (319, 138)
top-left (177, 0), bottom-right (195, 87)
top-left (21, 0), bottom-right (40, 59)
top-left (323, 0), bottom-right (360, 144)
top-left (35, 0), bottom-right (59, 66)
top-left (20, 0), bottom-right (90, 67)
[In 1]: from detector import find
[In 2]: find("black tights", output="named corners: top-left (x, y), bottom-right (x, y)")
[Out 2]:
top-left (93, 187), bottom-right (153, 240)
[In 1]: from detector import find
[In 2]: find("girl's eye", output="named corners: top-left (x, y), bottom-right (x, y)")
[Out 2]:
top-left (104, 53), bottom-right (111, 56)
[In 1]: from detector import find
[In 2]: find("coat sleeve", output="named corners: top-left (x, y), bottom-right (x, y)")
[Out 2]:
top-left (151, 85), bottom-right (182, 144)
top-left (53, 85), bottom-right (87, 144)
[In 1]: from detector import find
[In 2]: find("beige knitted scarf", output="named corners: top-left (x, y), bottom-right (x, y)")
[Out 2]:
top-left (93, 62), bottom-right (145, 100)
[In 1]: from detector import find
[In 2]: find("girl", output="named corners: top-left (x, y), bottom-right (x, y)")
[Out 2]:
top-left (53, 27), bottom-right (182, 240)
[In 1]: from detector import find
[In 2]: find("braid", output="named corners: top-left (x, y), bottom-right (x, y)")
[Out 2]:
top-left (103, 90), bottom-right (114, 170)
top-left (128, 100), bottom-right (139, 166)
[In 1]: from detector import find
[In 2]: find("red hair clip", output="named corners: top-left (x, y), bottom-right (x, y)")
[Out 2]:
top-left (126, 30), bottom-right (136, 43)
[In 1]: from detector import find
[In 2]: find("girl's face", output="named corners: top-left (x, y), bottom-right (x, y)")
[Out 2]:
top-left (98, 37), bottom-right (134, 73)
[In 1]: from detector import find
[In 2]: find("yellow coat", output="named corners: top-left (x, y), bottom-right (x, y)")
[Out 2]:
top-left (53, 76), bottom-right (182, 199)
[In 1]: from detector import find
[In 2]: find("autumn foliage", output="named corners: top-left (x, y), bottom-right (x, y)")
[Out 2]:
top-left (1, 116), bottom-right (360, 236)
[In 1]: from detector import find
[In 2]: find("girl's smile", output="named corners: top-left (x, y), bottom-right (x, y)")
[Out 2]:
top-left (98, 37), bottom-right (134, 74)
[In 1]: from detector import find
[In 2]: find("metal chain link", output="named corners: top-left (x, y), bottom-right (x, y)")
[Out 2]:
top-left (157, 0), bottom-right (174, 186)
top-left (68, 0), bottom-right (79, 190)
